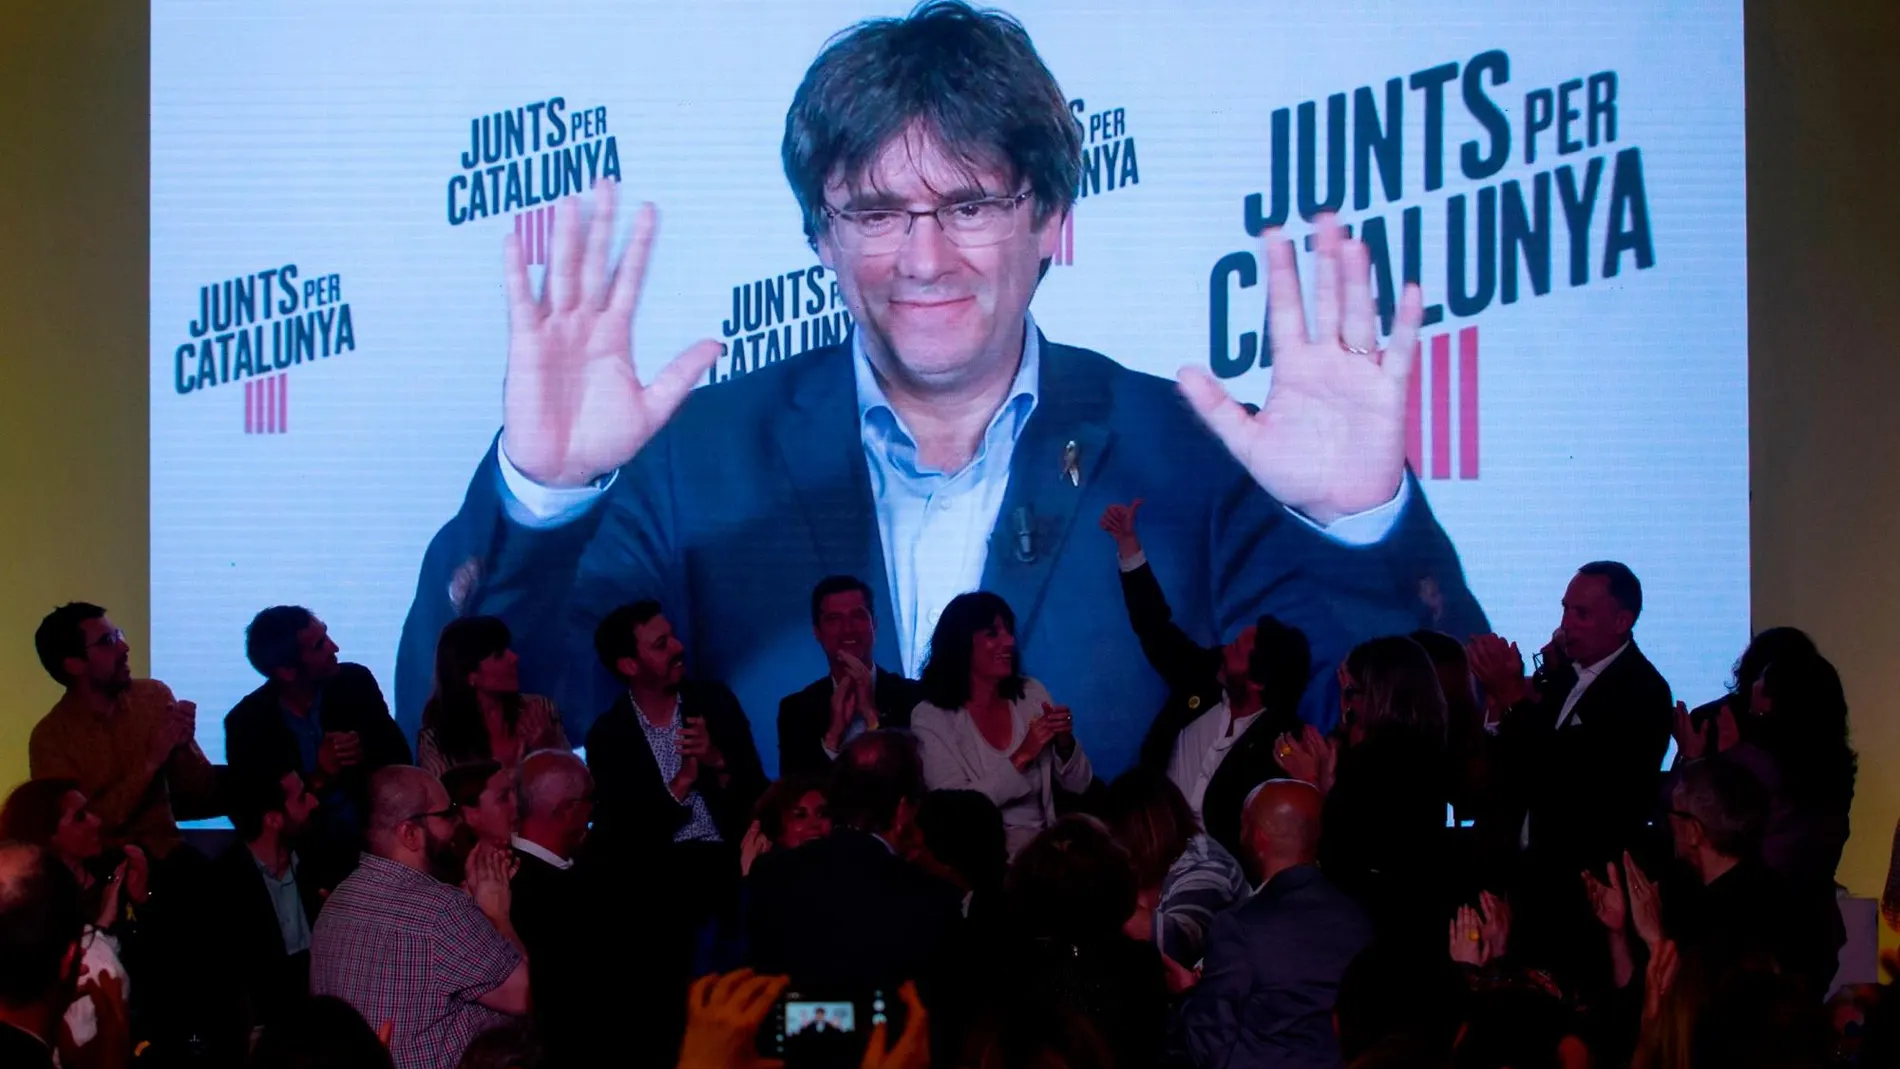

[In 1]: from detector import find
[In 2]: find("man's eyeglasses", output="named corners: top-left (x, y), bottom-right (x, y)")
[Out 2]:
top-left (823, 191), bottom-right (1033, 254)
top-left (404, 804), bottom-right (461, 825)
top-left (89, 628), bottom-right (126, 650)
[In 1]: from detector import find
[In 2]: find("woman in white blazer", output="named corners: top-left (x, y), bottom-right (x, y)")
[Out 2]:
top-left (911, 591), bottom-right (1093, 857)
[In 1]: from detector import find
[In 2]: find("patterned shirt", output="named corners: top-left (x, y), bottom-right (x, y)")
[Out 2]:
top-left (311, 854), bottom-right (521, 1069)
top-left (632, 697), bottom-right (722, 844)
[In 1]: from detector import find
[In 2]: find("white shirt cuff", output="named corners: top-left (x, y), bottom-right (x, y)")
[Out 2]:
top-left (495, 439), bottom-right (615, 529)
top-left (821, 742), bottom-right (840, 762)
top-left (1118, 550), bottom-right (1148, 573)
top-left (1287, 479), bottom-right (1410, 547)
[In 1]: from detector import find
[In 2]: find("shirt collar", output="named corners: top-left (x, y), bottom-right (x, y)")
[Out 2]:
top-left (249, 848), bottom-right (300, 885)
top-left (1577, 641), bottom-right (1631, 680)
top-left (852, 315), bottom-right (1042, 453)
top-left (511, 834), bottom-right (573, 870)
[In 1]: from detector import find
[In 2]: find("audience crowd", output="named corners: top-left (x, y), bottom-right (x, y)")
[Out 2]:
top-left (0, 496), bottom-right (1885, 1069)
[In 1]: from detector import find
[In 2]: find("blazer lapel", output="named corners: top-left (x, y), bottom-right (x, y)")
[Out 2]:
top-left (981, 338), bottom-right (1114, 641)
top-left (772, 344), bottom-right (902, 675)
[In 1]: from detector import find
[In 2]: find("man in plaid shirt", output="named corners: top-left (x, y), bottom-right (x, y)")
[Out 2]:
top-left (312, 766), bottom-right (529, 1069)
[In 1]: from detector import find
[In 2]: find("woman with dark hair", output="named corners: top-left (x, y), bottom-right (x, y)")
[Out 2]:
top-left (1, 778), bottom-right (144, 1056)
top-left (739, 774), bottom-right (831, 876)
top-left (1693, 626), bottom-right (1818, 725)
top-left (1099, 769), bottom-right (1249, 969)
top-left (418, 616), bottom-right (568, 776)
top-left (1411, 629), bottom-right (1492, 821)
top-left (440, 760), bottom-right (515, 850)
top-left (1744, 650), bottom-right (1856, 886)
top-left (990, 817), bottom-right (1170, 1068)
top-left (1278, 636), bottom-right (1452, 949)
top-left (911, 592), bottom-right (1092, 857)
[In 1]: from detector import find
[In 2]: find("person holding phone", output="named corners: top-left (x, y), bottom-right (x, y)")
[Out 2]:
top-left (226, 606), bottom-right (413, 891)
top-left (911, 592), bottom-right (1092, 858)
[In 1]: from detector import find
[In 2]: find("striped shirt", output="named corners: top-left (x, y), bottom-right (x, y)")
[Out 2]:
top-left (311, 854), bottom-right (521, 1069)
top-left (1158, 834), bottom-right (1253, 966)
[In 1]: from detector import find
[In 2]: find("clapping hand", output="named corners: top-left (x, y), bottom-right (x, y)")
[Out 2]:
top-left (679, 716), bottom-right (726, 771)
top-left (1013, 713), bottom-right (1061, 770)
top-left (1624, 851), bottom-right (1664, 951)
top-left (1464, 634), bottom-right (1529, 710)
top-left (148, 700), bottom-right (197, 771)
top-left (464, 840), bottom-right (516, 923)
top-left (1176, 215), bottom-right (1422, 525)
top-left (317, 730), bottom-right (363, 777)
top-left (678, 969), bottom-right (789, 1069)
top-left (1450, 904), bottom-right (1488, 966)
top-left (500, 182), bottom-right (726, 489)
top-left (1477, 890), bottom-right (1511, 961)
top-left (1097, 499), bottom-right (1145, 560)
top-left (1273, 724), bottom-right (1337, 794)
top-left (1582, 861), bottom-right (1629, 933)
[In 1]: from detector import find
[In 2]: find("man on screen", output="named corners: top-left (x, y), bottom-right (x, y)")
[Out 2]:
top-left (398, 0), bottom-right (1485, 775)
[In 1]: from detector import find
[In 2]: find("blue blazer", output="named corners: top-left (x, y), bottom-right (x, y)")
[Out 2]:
top-left (396, 336), bottom-right (1485, 776)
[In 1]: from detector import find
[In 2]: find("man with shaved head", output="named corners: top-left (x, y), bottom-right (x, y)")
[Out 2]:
top-left (508, 750), bottom-right (598, 1065)
top-left (311, 766), bottom-right (530, 1069)
top-left (1178, 781), bottom-right (1374, 1069)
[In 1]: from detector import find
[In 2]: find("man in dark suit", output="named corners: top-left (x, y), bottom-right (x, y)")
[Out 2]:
top-left (225, 606), bottom-right (411, 888)
top-left (778, 575), bottom-right (925, 778)
top-left (1178, 780), bottom-right (1373, 1069)
top-left (1468, 561), bottom-right (1673, 981)
top-left (1101, 500), bottom-right (1314, 860)
top-left (395, 2), bottom-right (1484, 780)
top-left (200, 768), bottom-right (325, 1067)
top-left (0, 843), bottom-right (88, 1069)
top-left (1470, 561), bottom-right (1675, 871)
top-left (584, 599), bottom-right (767, 1067)
top-left (746, 731), bottom-right (962, 992)
top-left (508, 750), bottom-right (598, 1067)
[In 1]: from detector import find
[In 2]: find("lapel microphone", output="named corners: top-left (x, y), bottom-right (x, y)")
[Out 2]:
top-left (1012, 506), bottom-right (1037, 564)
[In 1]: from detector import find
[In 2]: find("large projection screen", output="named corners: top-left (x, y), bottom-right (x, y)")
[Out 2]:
top-left (151, 0), bottom-right (1747, 775)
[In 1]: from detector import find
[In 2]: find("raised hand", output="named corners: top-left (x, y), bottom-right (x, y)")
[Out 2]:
top-left (1465, 634), bottom-right (1529, 709)
top-left (500, 182), bottom-right (725, 488)
top-left (1583, 861), bottom-right (1628, 933)
top-left (464, 841), bottom-right (513, 922)
top-left (1097, 499), bottom-right (1145, 559)
top-left (739, 821), bottom-right (772, 877)
top-left (1275, 725), bottom-right (1337, 794)
top-left (1450, 904), bottom-right (1486, 966)
top-left (1672, 701), bottom-right (1710, 762)
top-left (1624, 851), bottom-right (1664, 951)
top-left (837, 651), bottom-right (879, 730)
top-left (1477, 890), bottom-right (1511, 961)
top-left (860, 982), bottom-right (930, 1069)
top-left (1712, 705), bottom-right (1741, 754)
top-left (679, 969), bottom-right (790, 1069)
top-left (1177, 214), bottom-right (1422, 524)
